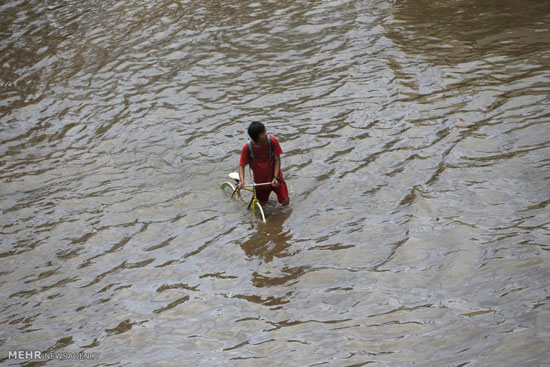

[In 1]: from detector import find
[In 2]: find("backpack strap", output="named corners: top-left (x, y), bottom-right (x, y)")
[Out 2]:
top-left (247, 139), bottom-right (254, 163)
top-left (248, 135), bottom-right (274, 166)
top-left (267, 134), bottom-right (274, 166)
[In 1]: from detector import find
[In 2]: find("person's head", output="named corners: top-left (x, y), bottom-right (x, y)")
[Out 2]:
top-left (248, 121), bottom-right (267, 144)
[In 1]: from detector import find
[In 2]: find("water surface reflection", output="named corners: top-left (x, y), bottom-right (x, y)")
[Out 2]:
top-left (1, 0), bottom-right (549, 366)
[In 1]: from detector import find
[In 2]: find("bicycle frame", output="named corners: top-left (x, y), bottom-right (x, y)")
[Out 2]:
top-left (238, 183), bottom-right (269, 207)
top-left (221, 173), bottom-right (270, 223)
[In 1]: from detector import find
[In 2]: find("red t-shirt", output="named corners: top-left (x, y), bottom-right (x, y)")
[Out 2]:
top-left (240, 135), bottom-right (283, 185)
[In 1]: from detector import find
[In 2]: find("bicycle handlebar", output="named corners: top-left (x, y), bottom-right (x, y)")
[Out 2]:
top-left (238, 182), bottom-right (272, 190)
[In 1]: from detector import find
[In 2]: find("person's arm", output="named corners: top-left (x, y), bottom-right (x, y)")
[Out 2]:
top-left (238, 143), bottom-right (248, 190)
top-left (272, 155), bottom-right (281, 188)
top-left (238, 164), bottom-right (246, 190)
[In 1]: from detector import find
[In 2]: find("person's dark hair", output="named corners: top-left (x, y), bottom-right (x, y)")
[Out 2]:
top-left (248, 121), bottom-right (265, 143)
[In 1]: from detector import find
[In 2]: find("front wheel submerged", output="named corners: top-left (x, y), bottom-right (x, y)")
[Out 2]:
top-left (253, 201), bottom-right (266, 223)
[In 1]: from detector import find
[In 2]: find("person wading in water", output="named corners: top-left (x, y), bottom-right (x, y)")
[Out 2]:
top-left (237, 121), bottom-right (290, 206)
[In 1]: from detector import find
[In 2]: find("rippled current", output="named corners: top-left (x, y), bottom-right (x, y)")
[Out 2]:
top-left (1, 0), bottom-right (549, 366)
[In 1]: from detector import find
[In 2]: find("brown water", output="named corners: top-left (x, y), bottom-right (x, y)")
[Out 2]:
top-left (1, 0), bottom-right (549, 366)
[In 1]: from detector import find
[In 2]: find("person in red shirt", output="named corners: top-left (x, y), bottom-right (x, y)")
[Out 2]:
top-left (237, 122), bottom-right (290, 206)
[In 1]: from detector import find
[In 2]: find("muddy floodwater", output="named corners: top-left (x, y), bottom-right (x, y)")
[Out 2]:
top-left (1, 0), bottom-right (549, 366)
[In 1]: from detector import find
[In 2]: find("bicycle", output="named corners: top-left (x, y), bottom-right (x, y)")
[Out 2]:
top-left (220, 172), bottom-right (270, 223)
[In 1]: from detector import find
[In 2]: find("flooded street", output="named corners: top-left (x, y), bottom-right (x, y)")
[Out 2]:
top-left (1, 0), bottom-right (549, 365)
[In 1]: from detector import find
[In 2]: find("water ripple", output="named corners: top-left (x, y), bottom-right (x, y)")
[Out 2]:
top-left (1, 0), bottom-right (549, 366)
